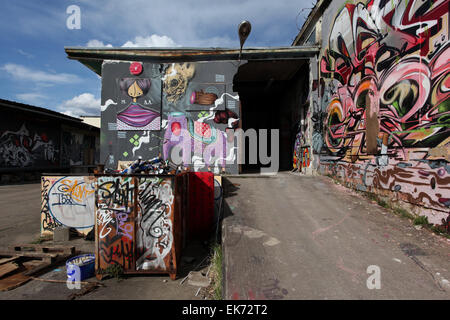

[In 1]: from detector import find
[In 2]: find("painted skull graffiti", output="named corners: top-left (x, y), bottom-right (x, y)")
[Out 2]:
top-left (163, 63), bottom-right (196, 104)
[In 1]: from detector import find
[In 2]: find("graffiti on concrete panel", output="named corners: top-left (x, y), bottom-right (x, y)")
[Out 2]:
top-left (97, 177), bottom-right (135, 270)
top-left (41, 177), bottom-right (62, 233)
top-left (61, 131), bottom-right (85, 166)
top-left (136, 177), bottom-right (174, 270)
top-left (0, 124), bottom-right (58, 167)
top-left (302, 147), bottom-right (311, 168)
top-left (163, 63), bottom-right (196, 104)
top-left (313, 0), bottom-right (449, 223)
top-left (41, 176), bottom-right (96, 235)
top-left (293, 130), bottom-right (311, 171)
top-left (48, 177), bottom-right (95, 229)
top-left (163, 112), bottom-right (231, 172)
top-left (319, 160), bottom-right (450, 228)
top-left (117, 78), bottom-right (161, 130)
top-left (161, 62), bottom-right (240, 173)
top-left (318, 0), bottom-right (449, 160)
top-left (100, 61), bottom-right (240, 173)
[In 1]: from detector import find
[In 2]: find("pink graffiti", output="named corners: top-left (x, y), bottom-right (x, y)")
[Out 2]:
top-left (320, 0), bottom-right (449, 160)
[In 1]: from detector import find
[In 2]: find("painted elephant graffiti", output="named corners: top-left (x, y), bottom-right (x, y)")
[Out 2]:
top-left (163, 112), bottom-right (229, 171)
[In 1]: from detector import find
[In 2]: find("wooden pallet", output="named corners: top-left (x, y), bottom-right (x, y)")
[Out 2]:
top-left (9, 244), bottom-right (75, 255)
top-left (0, 244), bottom-right (76, 291)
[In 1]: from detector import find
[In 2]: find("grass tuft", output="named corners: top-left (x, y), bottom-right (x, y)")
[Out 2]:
top-left (413, 215), bottom-right (429, 226)
top-left (98, 264), bottom-right (124, 281)
top-left (210, 243), bottom-right (223, 300)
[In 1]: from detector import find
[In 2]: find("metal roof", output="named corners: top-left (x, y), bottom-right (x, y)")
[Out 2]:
top-left (0, 98), bottom-right (99, 131)
top-left (65, 46), bottom-right (320, 76)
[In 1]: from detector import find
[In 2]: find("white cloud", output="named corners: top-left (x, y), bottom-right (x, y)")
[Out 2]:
top-left (86, 39), bottom-right (113, 47)
top-left (78, 0), bottom-right (311, 47)
top-left (58, 93), bottom-right (100, 117)
top-left (16, 93), bottom-right (47, 104)
top-left (17, 49), bottom-right (34, 59)
top-left (121, 35), bottom-right (179, 47)
top-left (2, 63), bottom-right (81, 84)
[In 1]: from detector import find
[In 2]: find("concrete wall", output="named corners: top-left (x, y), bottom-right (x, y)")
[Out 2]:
top-left (100, 61), bottom-right (241, 174)
top-left (80, 116), bottom-right (101, 128)
top-left (307, 0), bottom-right (449, 229)
top-left (0, 107), bottom-right (99, 181)
top-left (0, 113), bottom-right (60, 170)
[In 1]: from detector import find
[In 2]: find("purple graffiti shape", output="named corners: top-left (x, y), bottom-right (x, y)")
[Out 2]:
top-left (117, 103), bottom-right (159, 127)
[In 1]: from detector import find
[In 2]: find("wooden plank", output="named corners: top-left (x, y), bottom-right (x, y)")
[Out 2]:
top-left (10, 244), bottom-right (75, 255)
top-left (0, 272), bottom-right (31, 291)
top-left (23, 262), bottom-right (52, 277)
top-left (0, 251), bottom-right (57, 264)
top-left (0, 263), bottom-right (19, 278)
top-left (22, 261), bottom-right (44, 269)
top-left (0, 256), bottom-right (20, 266)
top-left (23, 251), bottom-right (74, 277)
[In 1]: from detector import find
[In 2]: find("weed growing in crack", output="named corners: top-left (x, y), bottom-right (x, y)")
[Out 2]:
top-left (413, 215), bottom-right (430, 226)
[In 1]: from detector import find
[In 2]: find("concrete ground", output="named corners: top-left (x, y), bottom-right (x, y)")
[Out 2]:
top-left (0, 182), bottom-right (209, 300)
top-left (0, 183), bottom-right (42, 247)
top-left (222, 172), bottom-right (450, 300)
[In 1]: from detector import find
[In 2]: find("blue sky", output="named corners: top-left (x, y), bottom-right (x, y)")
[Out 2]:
top-left (0, 0), bottom-right (312, 117)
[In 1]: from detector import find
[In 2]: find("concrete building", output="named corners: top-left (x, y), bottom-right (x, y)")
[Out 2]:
top-left (293, 0), bottom-right (449, 228)
top-left (65, 46), bottom-right (319, 174)
top-left (80, 115), bottom-right (101, 128)
top-left (64, 0), bottom-right (449, 230)
top-left (0, 98), bottom-right (100, 183)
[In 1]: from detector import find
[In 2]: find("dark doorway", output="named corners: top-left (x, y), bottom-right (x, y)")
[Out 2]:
top-left (233, 60), bottom-right (309, 173)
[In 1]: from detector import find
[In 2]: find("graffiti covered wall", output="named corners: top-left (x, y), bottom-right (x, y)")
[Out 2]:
top-left (309, 0), bottom-right (449, 228)
top-left (41, 176), bottom-right (96, 235)
top-left (0, 120), bottom-right (59, 170)
top-left (95, 175), bottom-right (182, 277)
top-left (96, 176), bottom-right (136, 271)
top-left (136, 176), bottom-right (175, 271)
top-left (100, 61), bottom-right (241, 174)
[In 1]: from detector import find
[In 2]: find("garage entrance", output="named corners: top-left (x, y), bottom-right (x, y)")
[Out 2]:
top-left (233, 59), bottom-right (309, 173)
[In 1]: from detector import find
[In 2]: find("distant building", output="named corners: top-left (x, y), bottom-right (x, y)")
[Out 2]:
top-left (80, 115), bottom-right (101, 128)
top-left (0, 98), bottom-right (100, 183)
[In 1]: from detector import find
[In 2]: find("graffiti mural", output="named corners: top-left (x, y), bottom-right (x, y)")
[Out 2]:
top-left (163, 63), bottom-right (196, 104)
top-left (163, 112), bottom-right (230, 172)
top-left (312, 0), bottom-right (449, 227)
top-left (136, 177), bottom-right (175, 270)
top-left (117, 78), bottom-right (161, 130)
top-left (96, 176), bottom-right (135, 270)
top-left (48, 177), bottom-right (95, 229)
top-left (0, 124), bottom-right (58, 168)
top-left (40, 176), bottom-right (96, 235)
top-left (161, 62), bottom-right (241, 173)
top-left (41, 177), bottom-right (62, 234)
top-left (100, 61), bottom-right (240, 173)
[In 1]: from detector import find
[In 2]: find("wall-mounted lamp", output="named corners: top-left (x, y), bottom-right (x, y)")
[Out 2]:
top-left (238, 20), bottom-right (251, 60)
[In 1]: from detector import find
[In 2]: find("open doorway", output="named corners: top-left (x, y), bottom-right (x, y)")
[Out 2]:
top-left (233, 59), bottom-right (309, 173)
